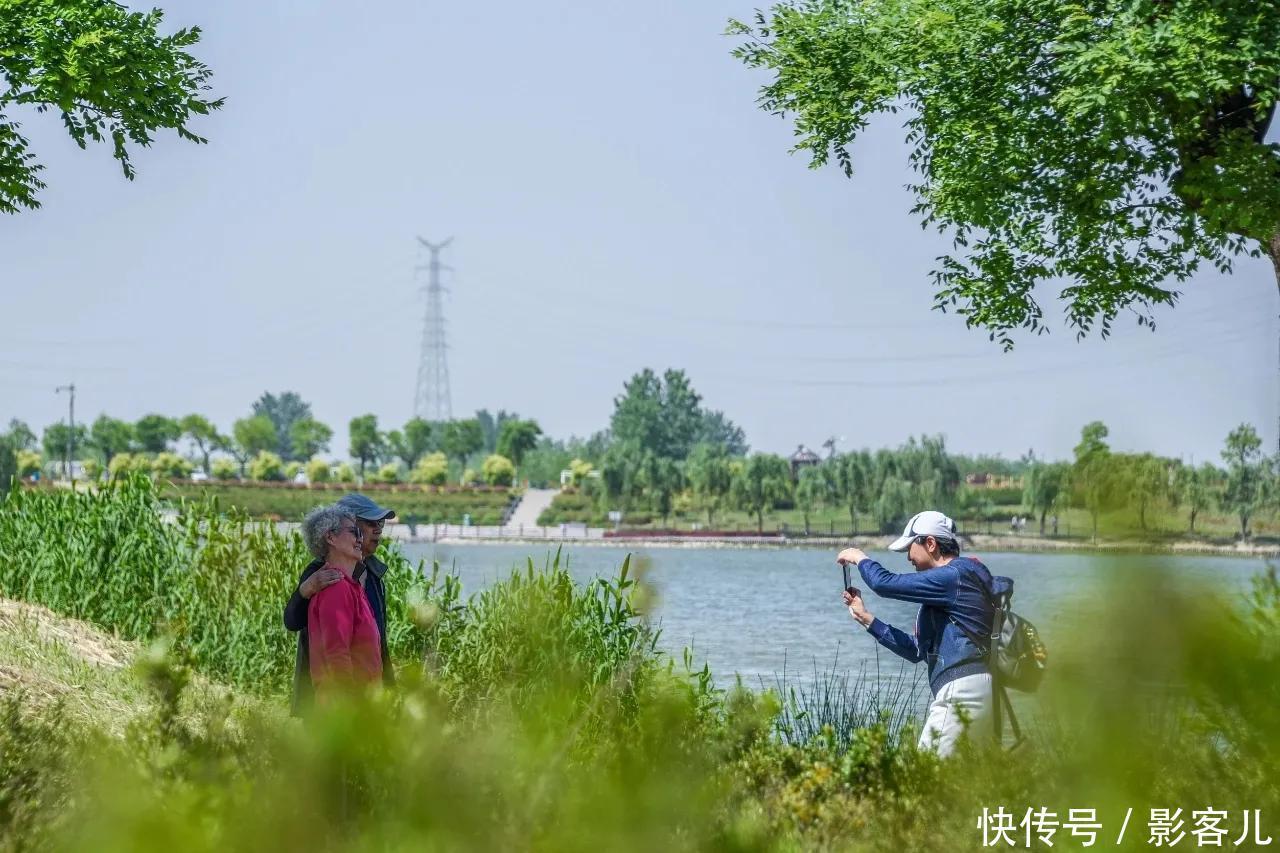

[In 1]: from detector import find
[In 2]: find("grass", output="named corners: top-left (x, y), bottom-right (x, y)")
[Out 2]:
top-left (2, 478), bottom-right (1279, 850)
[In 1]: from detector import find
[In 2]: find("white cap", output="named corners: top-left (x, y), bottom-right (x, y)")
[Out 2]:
top-left (888, 510), bottom-right (961, 552)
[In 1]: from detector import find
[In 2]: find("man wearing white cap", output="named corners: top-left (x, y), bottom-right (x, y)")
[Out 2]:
top-left (836, 510), bottom-right (999, 757)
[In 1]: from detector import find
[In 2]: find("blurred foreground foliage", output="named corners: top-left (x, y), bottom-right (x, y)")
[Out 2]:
top-left (0, 478), bottom-right (1277, 850)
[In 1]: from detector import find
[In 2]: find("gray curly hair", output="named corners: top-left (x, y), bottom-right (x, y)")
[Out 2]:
top-left (301, 504), bottom-right (355, 560)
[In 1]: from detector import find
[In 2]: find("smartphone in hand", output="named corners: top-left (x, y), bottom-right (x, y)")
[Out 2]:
top-left (842, 562), bottom-right (855, 595)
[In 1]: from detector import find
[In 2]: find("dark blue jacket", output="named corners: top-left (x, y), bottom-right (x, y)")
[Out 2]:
top-left (284, 555), bottom-right (393, 715)
top-left (857, 556), bottom-right (1009, 695)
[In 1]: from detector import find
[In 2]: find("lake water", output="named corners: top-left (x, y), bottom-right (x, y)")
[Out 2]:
top-left (399, 541), bottom-right (1270, 697)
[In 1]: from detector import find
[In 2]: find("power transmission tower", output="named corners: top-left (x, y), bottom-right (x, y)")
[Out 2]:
top-left (413, 236), bottom-right (454, 422)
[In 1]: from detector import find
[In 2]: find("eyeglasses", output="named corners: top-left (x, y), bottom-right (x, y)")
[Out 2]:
top-left (338, 525), bottom-right (364, 541)
top-left (361, 519), bottom-right (385, 532)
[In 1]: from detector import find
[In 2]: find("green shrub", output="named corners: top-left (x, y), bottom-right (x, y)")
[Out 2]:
top-left (372, 463), bottom-right (402, 484)
top-left (334, 462), bottom-right (356, 483)
top-left (108, 453), bottom-right (148, 478)
top-left (305, 457), bottom-right (331, 483)
top-left (409, 452), bottom-right (448, 486)
top-left (284, 461), bottom-right (302, 481)
top-left (481, 454), bottom-right (515, 486)
top-left (17, 450), bottom-right (42, 478)
top-left (249, 451), bottom-right (286, 482)
top-left (151, 452), bottom-right (193, 480)
top-left (81, 458), bottom-right (103, 480)
top-left (211, 458), bottom-right (239, 481)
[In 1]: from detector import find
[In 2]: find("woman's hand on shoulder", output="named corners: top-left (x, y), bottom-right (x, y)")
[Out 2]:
top-left (301, 568), bottom-right (344, 599)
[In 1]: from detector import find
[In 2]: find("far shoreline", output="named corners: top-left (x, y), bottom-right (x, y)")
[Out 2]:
top-left (411, 531), bottom-right (1278, 560)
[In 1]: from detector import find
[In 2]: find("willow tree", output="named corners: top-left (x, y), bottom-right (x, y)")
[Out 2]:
top-left (731, 0), bottom-right (1280, 345)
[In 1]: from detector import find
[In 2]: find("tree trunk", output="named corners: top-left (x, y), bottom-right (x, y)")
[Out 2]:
top-left (1189, 508), bottom-right (1197, 534)
top-left (1039, 509), bottom-right (1047, 536)
top-left (757, 509), bottom-right (764, 533)
top-left (1269, 230), bottom-right (1280, 288)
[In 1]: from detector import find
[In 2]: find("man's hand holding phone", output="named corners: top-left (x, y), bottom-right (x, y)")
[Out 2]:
top-left (842, 587), bottom-right (874, 628)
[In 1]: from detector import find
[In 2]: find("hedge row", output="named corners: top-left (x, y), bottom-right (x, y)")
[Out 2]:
top-left (161, 483), bottom-right (516, 524)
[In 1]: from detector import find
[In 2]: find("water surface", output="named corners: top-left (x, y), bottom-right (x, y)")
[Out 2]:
top-left (399, 542), bottom-right (1268, 693)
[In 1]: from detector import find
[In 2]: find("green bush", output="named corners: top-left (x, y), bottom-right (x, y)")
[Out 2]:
top-left (108, 453), bottom-right (148, 478)
top-left (211, 458), bottom-right (239, 481)
top-left (16, 450), bottom-right (42, 478)
top-left (305, 457), bottom-right (331, 483)
top-left (81, 458), bottom-right (103, 480)
top-left (249, 451), bottom-right (286, 482)
top-left (372, 462), bottom-right (402, 484)
top-left (284, 461), bottom-right (302, 481)
top-left (151, 452), bottom-right (193, 480)
top-left (334, 462), bottom-right (356, 483)
top-left (481, 454), bottom-right (515, 486)
top-left (409, 452), bottom-right (448, 486)
top-left (160, 482), bottom-right (515, 525)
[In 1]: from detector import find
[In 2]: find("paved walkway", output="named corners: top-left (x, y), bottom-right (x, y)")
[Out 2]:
top-left (505, 488), bottom-right (559, 529)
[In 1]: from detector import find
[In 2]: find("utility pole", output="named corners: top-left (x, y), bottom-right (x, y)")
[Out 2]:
top-left (413, 236), bottom-right (454, 422)
top-left (55, 383), bottom-right (75, 481)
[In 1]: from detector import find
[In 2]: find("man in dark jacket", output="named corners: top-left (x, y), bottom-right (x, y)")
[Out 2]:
top-left (284, 493), bottom-right (396, 714)
top-left (836, 510), bottom-right (998, 756)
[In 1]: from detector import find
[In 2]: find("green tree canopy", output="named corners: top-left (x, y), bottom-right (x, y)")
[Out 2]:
top-left (386, 417), bottom-right (436, 470)
top-left (732, 0), bottom-right (1280, 345)
top-left (1176, 462), bottom-right (1222, 534)
top-left (1072, 421), bottom-right (1116, 540)
top-left (252, 391), bottom-right (313, 461)
top-left (0, 431), bottom-right (16, 493)
top-left (1222, 423), bottom-right (1267, 538)
top-left (440, 419), bottom-right (484, 475)
top-left (90, 415), bottom-right (134, 465)
top-left (288, 417), bottom-right (332, 462)
top-left (41, 421), bottom-right (86, 474)
top-left (795, 465), bottom-right (832, 535)
top-left (696, 410), bottom-right (749, 457)
top-left (178, 414), bottom-right (220, 474)
top-left (5, 419), bottom-right (36, 451)
top-left (496, 419), bottom-right (543, 469)
top-left (347, 414), bottom-right (384, 479)
top-left (1022, 461), bottom-right (1070, 535)
top-left (133, 414), bottom-right (180, 454)
top-left (731, 453), bottom-right (793, 533)
top-left (230, 415), bottom-right (276, 476)
top-left (475, 409), bottom-right (518, 455)
top-left (686, 442), bottom-right (735, 527)
top-left (1, 0), bottom-right (223, 214)
top-left (610, 368), bottom-right (708, 461)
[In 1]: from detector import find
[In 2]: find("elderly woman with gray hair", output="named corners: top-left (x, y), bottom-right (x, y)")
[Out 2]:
top-left (299, 504), bottom-right (383, 699)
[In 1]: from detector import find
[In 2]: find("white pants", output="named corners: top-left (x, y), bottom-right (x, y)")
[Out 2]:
top-left (919, 673), bottom-right (993, 757)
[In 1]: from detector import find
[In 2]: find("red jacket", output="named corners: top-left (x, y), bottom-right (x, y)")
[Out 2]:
top-left (307, 572), bottom-right (384, 695)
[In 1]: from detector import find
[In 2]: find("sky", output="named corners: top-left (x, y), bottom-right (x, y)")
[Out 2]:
top-left (2, 0), bottom-right (1277, 465)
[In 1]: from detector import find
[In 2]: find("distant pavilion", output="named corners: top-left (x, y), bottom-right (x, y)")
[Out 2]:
top-left (789, 445), bottom-right (822, 480)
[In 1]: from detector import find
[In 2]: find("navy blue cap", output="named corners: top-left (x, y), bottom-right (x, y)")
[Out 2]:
top-left (336, 493), bottom-right (396, 521)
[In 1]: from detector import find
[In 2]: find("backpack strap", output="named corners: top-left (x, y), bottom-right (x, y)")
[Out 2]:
top-left (944, 568), bottom-right (1015, 746)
